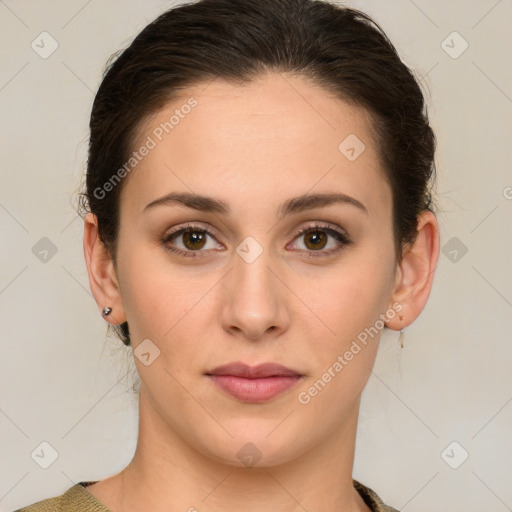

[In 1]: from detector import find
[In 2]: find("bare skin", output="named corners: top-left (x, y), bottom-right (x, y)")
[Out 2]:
top-left (83, 72), bottom-right (439, 512)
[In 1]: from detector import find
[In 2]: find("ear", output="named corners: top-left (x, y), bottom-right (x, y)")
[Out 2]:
top-left (386, 210), bottom-right (440, 330)
top-left (83, 213), bottom-right (127, 325)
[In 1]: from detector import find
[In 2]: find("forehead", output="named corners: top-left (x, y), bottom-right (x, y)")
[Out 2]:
top-left (121, 73), bottom-right (391, 219)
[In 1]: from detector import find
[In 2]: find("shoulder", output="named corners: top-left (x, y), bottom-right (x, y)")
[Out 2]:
top-left (353, 478), bottom-right (401, 512)
top-left (12, 482), bottom-right (112, 512)
top-left (13, 491), bottom-right (64, 512)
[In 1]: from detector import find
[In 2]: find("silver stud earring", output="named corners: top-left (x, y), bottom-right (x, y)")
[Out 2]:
top-left (102, 306), bottom-right (112, 317)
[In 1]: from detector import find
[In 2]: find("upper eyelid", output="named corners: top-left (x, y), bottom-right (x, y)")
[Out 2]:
top-left (294, 222), bottom-right (349, 238)
top-left (164, 222), bottom-right (220, 241)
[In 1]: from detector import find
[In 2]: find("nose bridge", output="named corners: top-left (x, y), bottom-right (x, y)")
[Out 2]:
top-left (221, 236), bottom-right (286, 338)
top-left (235, 247), bottom-right (275, 298)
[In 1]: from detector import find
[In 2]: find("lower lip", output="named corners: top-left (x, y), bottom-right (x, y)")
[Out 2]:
top-left (207, 375), bottom-right (302, 403)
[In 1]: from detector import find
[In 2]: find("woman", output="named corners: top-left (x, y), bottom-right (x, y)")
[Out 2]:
top-left (16, 0), bottom-right (439, 510)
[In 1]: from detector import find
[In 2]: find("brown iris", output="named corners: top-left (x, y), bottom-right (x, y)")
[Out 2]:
top-left (303, 229), bottom-right (327, 250)
top-left (182, 229), bottom-right (207, 250)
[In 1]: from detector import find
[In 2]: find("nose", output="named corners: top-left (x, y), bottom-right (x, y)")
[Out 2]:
top-left (220, 247), bottom-right (290, 342)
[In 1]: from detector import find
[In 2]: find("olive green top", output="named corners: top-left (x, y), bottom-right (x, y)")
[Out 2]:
top-left (14, 478), bottom-right (400, 511)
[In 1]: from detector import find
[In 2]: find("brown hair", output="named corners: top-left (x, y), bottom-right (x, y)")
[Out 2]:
top-left (78, 0), bottom-right (437, 346)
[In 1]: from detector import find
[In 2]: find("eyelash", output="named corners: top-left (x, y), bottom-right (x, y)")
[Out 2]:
top-left (161, 222), bottom-right (353, 259)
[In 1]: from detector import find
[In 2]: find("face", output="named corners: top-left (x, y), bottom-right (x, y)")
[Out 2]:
top-left (111, 72), bottom-right (399, 467)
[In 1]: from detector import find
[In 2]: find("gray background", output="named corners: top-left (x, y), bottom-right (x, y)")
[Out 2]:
top-left (1, 0), bottom-right (511, 510)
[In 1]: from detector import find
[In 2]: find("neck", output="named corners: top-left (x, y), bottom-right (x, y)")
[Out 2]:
top-left (93, 387), bottom-right (370, 512)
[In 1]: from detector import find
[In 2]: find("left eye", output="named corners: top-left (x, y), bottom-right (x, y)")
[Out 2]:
top-left (162, 222), bottom-right (352, 258)
top-left (288, 223), bottom-right (352, 257)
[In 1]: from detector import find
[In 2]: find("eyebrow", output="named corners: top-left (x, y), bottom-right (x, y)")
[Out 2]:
top-left (143, 191), bottom-right (368, 216)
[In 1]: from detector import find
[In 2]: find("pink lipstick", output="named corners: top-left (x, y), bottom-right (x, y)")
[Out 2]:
top-left (206, 362), bottom-right (304, 403)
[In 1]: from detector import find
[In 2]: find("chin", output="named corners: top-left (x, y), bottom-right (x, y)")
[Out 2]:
top-left (197, 425), bottom-right (306, 469)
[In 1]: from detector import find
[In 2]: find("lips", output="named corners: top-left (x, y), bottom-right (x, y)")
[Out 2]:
top-left (206, 362), bottom-right (304, 403)
top-left (207, 362), bottom-right (302, 379)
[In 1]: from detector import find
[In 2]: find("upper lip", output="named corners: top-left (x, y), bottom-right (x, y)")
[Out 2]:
top-left (206, 362), bottom-right (302, 378)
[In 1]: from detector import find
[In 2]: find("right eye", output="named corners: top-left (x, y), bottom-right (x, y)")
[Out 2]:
top-left (161, 223), bottom-right (223, 258)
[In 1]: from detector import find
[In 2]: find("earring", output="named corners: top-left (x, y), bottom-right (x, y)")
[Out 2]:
top-left (399, 315), bottom-right (404, 348)
top-left (102, 306), bottom-right (112, 317)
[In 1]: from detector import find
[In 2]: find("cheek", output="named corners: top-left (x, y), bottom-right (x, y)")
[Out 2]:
top-left (294, 264), bottom-right (389, 421)
top-left (296, 252), bottom-right (394, 407)
top-left (117, 246), bottom-right (224, 381)
top-left (295, 346), bottom-right (375, 442)
top-left (309, 257), bottom-right (394, 346)
top-left (116, 244), bottom-right (196, 341)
